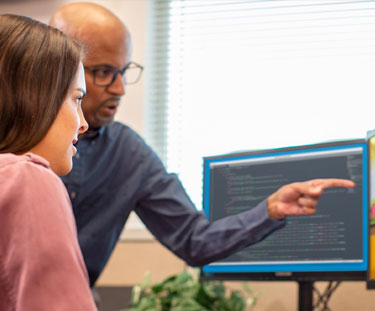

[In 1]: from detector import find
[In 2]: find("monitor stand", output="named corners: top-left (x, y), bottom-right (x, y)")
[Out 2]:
top-left (298, 281), bottom-right (313, 311)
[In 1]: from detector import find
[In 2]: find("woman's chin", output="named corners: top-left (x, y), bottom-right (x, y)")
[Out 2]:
top-left (54, 158), bottom-right (73, 176)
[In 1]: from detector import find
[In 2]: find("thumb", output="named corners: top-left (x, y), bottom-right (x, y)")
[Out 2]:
top-left (295, 183), bottom-right (322, 197)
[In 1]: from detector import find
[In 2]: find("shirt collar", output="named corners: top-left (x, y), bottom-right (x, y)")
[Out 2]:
top-left (83, 126), bottom-right (105, 139)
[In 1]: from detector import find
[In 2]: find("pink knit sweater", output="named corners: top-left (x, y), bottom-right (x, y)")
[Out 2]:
top-left (0, 153), bottom-right (96, 311)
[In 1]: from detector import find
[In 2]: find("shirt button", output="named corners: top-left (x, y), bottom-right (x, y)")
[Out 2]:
top-left (75, 153), bottom-right (80, 159)
top-left (70, 191), bottom-right (76, 199)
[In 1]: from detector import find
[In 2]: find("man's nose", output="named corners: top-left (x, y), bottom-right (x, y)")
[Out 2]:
top-left (106, 73), bottom-right (125, 96)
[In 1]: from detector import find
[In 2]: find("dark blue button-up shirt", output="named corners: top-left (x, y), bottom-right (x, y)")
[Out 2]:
top-left (61, 122), bottom-right (285, 286)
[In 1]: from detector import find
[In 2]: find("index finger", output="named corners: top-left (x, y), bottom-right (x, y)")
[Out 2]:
top-left (310, 178), bottom-right (355, 189)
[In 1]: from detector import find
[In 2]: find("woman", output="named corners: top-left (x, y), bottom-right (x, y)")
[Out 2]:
top-left (0, 14), bottom-right (96, 310)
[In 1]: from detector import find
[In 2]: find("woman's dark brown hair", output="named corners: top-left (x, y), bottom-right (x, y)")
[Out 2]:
top-left (0, 14), bottom-right (82, 153)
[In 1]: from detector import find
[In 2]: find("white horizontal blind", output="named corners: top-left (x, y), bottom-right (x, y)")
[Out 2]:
top-left (146, 0), bottom-right (375, 210)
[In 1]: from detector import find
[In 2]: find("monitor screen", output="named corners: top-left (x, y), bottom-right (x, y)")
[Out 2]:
top-left (202, 140), bottom-right (368, 281)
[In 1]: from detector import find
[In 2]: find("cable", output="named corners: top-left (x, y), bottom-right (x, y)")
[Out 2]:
top-left (313, 281), bottom-right (341, 311)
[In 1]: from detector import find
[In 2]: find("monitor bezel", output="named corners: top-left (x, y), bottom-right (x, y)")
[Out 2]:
top-left (202, 139), bottom-right (368, 282)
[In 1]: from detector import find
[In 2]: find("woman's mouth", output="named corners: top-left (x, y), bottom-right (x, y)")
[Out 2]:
top-left (72, 137), bottom-right (78, 155)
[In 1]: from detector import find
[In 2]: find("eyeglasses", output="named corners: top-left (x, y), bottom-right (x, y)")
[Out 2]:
top-left (85, 62), bottom-right (144, 87)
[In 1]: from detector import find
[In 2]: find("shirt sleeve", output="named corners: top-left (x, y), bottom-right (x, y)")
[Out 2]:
top-left (0, 159), bottom-right (96, 311)
top-left (134, 143), bottom-right (286, 267)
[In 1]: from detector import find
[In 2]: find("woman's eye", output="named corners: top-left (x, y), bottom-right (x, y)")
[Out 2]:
top-left (76, 96), bottom-right (84, 106)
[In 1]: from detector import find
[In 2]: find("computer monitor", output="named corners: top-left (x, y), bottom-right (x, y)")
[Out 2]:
top-left (202, 139), bottom-right (368, 282)
top-left (367, 130), bottom-right (375, 289)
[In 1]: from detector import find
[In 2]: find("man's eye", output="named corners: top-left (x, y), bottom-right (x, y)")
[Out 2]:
top-left (95, 68), bottom-right (113, 77)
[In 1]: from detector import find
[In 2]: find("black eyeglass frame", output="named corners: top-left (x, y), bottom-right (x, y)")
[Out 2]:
top-left (84, 61), bottom-right (144, 87)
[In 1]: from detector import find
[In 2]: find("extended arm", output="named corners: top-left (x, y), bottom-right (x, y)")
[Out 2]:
top-left (135, 150), bottom-right (284, 266)
top-left (135, 148), bottom-right (355, 267)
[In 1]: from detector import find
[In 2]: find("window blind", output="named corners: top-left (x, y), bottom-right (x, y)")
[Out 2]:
top-left (146, 0), bottom-right (375, 210)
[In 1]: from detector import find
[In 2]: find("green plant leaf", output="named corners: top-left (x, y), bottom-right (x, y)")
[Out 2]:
top-left (170, 297), bottom-right (208, 311)
top-left (140, 271), bottom-right (152, 290)
top-left (206, 282), bottom-right (226, 298)
top-left (138, 295), bottom-right (163, 311)
top-left (196, 282), bottom-right (218, 307)
top-left (242, 282), bottom-right (253, 294)
top-left (131, 284), bottom-right (142, 306)
top-left (228, 290), bottom-right (247, 311)
top-left (152, 283), bottom-right (165, 294)
top-left (124, 270), bottom-right (258, 311)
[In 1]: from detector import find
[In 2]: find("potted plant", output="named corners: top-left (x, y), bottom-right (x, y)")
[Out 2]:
top-left (122, 269), bottom-right (258, 311)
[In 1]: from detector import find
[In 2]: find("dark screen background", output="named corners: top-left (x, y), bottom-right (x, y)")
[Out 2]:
top-left (209, 149), bottom-right (363, 263)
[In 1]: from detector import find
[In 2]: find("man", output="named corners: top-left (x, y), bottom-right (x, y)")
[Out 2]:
top-left (50, 2), bottom-right (355, 287)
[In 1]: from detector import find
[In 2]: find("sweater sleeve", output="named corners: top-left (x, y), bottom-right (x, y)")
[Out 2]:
top-left (0, 156), bottom-right (96, 311)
